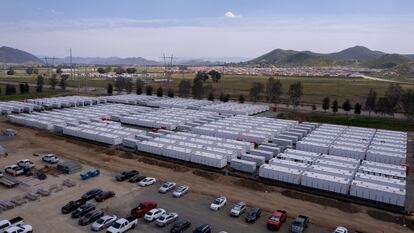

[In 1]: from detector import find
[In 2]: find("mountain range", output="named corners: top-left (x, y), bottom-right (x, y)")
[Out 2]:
top-left (248, 46), bottom-right (412, 68)
top-left (0, 45), bottom-right (413, 68)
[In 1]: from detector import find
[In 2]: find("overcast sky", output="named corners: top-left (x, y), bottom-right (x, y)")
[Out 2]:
top-left (1, 0), bottom-right (413, 59)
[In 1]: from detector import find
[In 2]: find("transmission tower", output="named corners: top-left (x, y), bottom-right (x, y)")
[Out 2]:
top-left (159, 53), bottom-right (174, 89)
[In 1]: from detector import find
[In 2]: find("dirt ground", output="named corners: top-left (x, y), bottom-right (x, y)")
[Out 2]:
top-left (0, 119), bottom-right (413, 233)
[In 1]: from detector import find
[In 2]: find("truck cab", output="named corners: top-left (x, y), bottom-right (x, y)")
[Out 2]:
top-left (291, 215), bottom-right (309, 233)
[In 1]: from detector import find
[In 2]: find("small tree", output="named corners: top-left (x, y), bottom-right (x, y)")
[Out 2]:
top-left (239, 95), bottom-right (245, 103)
top-left (49, 74), bottom-right (58, 90)
top-left (36, 75), bottom-right (44, 92)
top-left (208, 70), bottom-right (221, 83)
top-left (167, 88), bottom-right (174, 98)
top-left (219, 93), bottom-right (225, 102)
top-left (192, 77), bottom-right (204, 99)
top-left (354, 103), bottom-right (362, 115)
top-left (115, 67), bottom-right (125, 75)
top-left (178, 80), bottom-right (191, 97)
top-left (7, 67), bottom-right (15, 75)
top-left (125, 78), bottom-right (133, 94)
top-left (59, 75), bottom-right (68, 91)
top-left (126, 68), bottom-right (137, 74)
top-left (107, 83), bottom-right (113, 96)
top-left (322, 97), bottom-right (330, 112)
top-left (208, 92), bottom-right (214, 101)
top-left (332, 99), bottom-right (338, 113)
top-left (146, 85), bottom-right (153, 95)
top-left (342, 99), bottom-right (352, 114)
top-left (195, 71), bottom-right (209, 82)
top-left (365, 88), bottom-right (377, 117)
top-left (288, 81), bottom-right (304, 107)
top-left (114, 76), bottom-right (126, 93)
top-left (24, 83), bottom-right (29, 93)
top-left (19, 83), bottom-right (25, 94)
top-left (401, 89), bottom-right (414, 119)
top-left (156, 87), bottom-right (163, 97)
top-left (136, 79), bottom-right (144, 95)
top-left (266, 77), bottom-right (283, 104)
top-left (312, 104), bottom-right (316, 111)
top-left (249, 82), bottom-right (264, 102)
top-left (97, 67), bottom-right (106, 74)
top-left (25, 67), bottom-right (34, 75)
top-left (223, 94), bottom-right (230, 102)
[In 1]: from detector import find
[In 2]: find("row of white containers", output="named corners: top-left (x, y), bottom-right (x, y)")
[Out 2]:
top-left (146, 97), bottom-right (213, 109)
top-left (199, 102), bottom-right (270, 115)
top-left (120, 108), bottom-right (221, 130)
top-left (8, 104), bottom-right (155, 131)
top-left (0, 101), bottom-right (42, 114)
top-left (101, 94), bottom-right (160, 105)
top-left (62, 122), bottom-right (146, 145)
top-left (135, 131), bottom-right (253, 168)
top-left (192, 115), bottom-right (298, 144)
top-left (27, 96), bottom-right (101, 109)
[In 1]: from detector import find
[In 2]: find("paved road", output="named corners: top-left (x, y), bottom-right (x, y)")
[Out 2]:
top-left (71, 183), bottom-right (332, 233)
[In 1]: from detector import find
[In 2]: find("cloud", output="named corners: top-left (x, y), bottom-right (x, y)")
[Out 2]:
top-left (224, 11), bottom-right (240, 19)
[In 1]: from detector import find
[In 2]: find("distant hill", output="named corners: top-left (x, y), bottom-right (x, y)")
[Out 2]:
top-left (53, 56), bottom-right (159, 65)
top-left (365, 54), bottom-right (410, 69)
top-left (248, 46), bottom-right (409, 67)
top-left (0, 46), bottom-right (43, 64)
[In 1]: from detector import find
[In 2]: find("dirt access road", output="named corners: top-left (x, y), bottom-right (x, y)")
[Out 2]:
top-left (0, 119), bottom-right (413, 233)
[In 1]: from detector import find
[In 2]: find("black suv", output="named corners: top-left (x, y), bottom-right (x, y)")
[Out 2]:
top-left (192, 224), bottom-right (211, 233)
top-left (245, 207), bottom-right (261, 223)
top-left (170, 220), bottom-right (191, 233)
top-left (71, 203), bottom-right (96, 218)
top-left (78, 209), bottom-right (104, 226)
top-left (116, 170), bottom-right (139, 181)
top-left (81, 188), bottom-right (103, 201)
top-left (61, 199), bottom-right (86, 214)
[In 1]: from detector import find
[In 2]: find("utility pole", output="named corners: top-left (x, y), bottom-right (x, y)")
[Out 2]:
top-left (160, 53), bottom-right (174, 89)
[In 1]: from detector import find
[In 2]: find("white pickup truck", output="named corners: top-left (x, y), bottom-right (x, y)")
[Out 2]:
top-left (0, 217), bottom-right (25, 233)
top-left (106, 217), bottom-right (137, 233)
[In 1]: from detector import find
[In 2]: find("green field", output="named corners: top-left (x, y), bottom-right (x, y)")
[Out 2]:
top-left (2, 72), bottom-right (413, 105)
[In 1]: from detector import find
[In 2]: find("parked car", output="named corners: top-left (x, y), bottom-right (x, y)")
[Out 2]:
top-left (17, 160), bottom-right (35, 169)
top-left (138, 177), bottom-right (156, 187)
top-left (79, 209), bottom-right (105, 226)
top-left (245, 207), bottom-right (261, 223)
top-left (42, 154), bottom-right (59, 164)
top-left (144, 208), bottom-right (166, 222)
top-left (4, 165), bottom-right (24, 176)
top-left (159, 182), bottom-right (176, 193)
top-left (0, 217), bottom-right (25, 232)
top-left (115, 170), bottom-right (139, 181)
top-left (210, 196), bottom-right (227, 211)
top-left (267, 210), bottom-right (288, 231)
top-left (291, 215), bottom-right (310, 233)
top-left (130, 201), bottom-right (157, 218)
top-left (71, 203), bottom-right (96, 218)
top-left (61, 199), bottom-right (86, 214)
top-left (91, 215), bottom-right (117, 231)
top-left (155, 212), bottom-right (179, 227)
top-left (106, 216), bottom-right (137, 233)
top-left (82, 188), bottom-right (103, 201)
top-left (95, 191), bottom-right (115, 202)
top-left (172, 185), bottom-right (189, 198)
top-left (333, 226), bottom-right (348, 233)
top-left (170, 219), bottom-right (191, 233)
top-left (192, 224), bottom-right (211, 233)
top-left (4, 225), bottom-right (32, 233)
top-left (230, 202), bottom-right (246, 217)
top-left (128, 174), bottom-right (146, 183)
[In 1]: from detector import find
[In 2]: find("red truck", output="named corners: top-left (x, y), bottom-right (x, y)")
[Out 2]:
top-left (130, 201), bottom-right (157, 218)
top-left (267, 210), bottom-right (288, 231)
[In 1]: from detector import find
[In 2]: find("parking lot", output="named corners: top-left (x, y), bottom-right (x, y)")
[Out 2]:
top-left (0, 154), bottom-right (329, 233)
